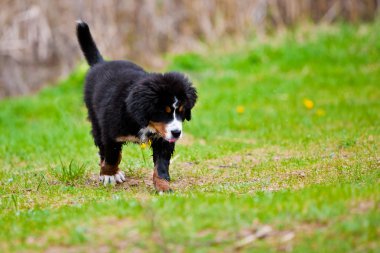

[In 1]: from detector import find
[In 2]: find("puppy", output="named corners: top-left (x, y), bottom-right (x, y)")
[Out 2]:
top-left (76, 21), bottom-right (197, 192)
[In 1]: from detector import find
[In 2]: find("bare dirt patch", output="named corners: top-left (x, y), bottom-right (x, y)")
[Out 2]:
top-left (350, 200), bottom-right (379, 214)
top-left (84, 144), bottom-right (376, 194)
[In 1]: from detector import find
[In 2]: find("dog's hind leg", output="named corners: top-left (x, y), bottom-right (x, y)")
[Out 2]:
top-left (99, 141), bottom-right (126, 185)
top-left (86, 103), bottom-right (105, 164)
top-left (91, 122), bottom-right (105, 164)
top-left (151, 139), bottom-right (175, 192)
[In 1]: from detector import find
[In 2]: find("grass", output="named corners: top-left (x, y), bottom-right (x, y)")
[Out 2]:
top-left (49, 160), bottom-right (88, 185)
top-left (0, 23), bottom-right (379, 252)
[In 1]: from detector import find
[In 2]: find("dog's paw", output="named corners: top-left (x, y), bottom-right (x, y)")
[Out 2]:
top-left (153, 173), bottom-right (171, 193)
top-left (99, 171), bottom-right (126, 186)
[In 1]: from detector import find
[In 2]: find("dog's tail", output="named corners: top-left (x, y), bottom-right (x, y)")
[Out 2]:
top-left (76, 20), bottom-right (104, 66)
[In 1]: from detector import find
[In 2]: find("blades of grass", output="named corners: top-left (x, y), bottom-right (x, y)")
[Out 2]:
top-left (36, 174), bottom-right (45, 192)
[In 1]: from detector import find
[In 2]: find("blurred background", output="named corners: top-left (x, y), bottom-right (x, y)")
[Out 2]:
top-left (0, 0), bottom-right (378, 98)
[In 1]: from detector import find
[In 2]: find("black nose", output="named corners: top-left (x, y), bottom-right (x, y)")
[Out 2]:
top-left (171, 130), bottom-right (181, 138)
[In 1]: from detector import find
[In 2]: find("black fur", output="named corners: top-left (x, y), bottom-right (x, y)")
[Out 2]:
top-left (76, 21), bottom-right (104, 66)
top-left (76, 21), bottom-right (197, 189)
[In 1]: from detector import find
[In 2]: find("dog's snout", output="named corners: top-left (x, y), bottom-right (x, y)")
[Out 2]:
top-left (171, 130), bottom-right (181, 138)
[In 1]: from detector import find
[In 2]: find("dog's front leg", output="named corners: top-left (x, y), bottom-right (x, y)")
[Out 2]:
top-left (99, 142), bottom-right (126, 185)
top-left (151, 138), bottom-right (175, 192)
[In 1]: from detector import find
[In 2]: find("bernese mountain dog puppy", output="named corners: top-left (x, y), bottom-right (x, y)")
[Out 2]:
top-left (76, 21), bottom-right (197, 192)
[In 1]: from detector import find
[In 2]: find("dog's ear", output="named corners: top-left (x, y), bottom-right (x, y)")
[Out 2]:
top-left (185, 85), bottom-right (197, 121)
top-left (126, 80), bottom-right (157, 127)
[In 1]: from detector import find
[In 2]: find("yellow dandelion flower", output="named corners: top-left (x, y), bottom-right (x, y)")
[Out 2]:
top-left (303, 99), bottom-right (314, 110)
top-left (140, 139), bottom-right (152, 149)
top-left (236, 105), bottom-right (245, 114)
top-left (316, 109), bottom-right (326, 116)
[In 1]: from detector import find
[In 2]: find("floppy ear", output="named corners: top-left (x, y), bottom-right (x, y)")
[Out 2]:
top-left (185, 85), bottom-right (197, 121)
top-left (126, 80), bottom-right (157, 127)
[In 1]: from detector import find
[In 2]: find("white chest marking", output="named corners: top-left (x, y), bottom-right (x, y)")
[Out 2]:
top-left (116, 126), bottom-right (156, 143)
top-left (138, 125), bottom-right (156, 142)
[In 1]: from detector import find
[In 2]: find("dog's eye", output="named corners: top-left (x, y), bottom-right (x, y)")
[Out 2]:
top-left (165, 106), bottom-right (171, 113)
top-left (178, 105), bottom-right (184, 112)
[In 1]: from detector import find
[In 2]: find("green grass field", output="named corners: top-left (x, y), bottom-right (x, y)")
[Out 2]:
top-left (0, 23), bottom-right (379, 252)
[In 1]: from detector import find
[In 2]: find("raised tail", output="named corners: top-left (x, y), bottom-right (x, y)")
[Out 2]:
top-left (76, 20), bottom-right (104, 66)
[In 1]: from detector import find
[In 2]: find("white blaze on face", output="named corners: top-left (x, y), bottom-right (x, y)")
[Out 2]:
top-left (165, 97), bottom-right (183, 142)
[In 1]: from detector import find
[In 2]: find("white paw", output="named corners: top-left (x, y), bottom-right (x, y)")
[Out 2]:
top-left (99, 171), bottom-right (126, 186)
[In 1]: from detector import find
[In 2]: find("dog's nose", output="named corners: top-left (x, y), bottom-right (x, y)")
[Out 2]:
top-left (171, 130), bottom-right (181, 138)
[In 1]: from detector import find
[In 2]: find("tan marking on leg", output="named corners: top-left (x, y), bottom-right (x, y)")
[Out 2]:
top-left (153, 166), bottom-right (171, 192)
top-left (100, 161), bottom-right (119, 175)
top-left (115, 135), bottom-right (140, 143)
top-left (100, 151), bottom-right (122, 176)
top-left (149, 122), bottom-right (167, 138)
